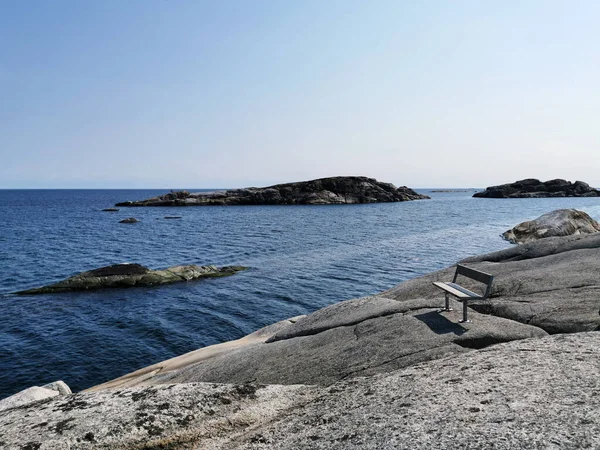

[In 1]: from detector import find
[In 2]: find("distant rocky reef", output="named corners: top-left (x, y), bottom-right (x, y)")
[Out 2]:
top-left (115, 176), bottom-right (430, 207)
top-left (15, 263), bottom-right (246, 295)
top-left (473, 178), bottom-right (600, 198)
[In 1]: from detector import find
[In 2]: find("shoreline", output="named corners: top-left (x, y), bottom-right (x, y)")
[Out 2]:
top-left (1, 233), bottom-right (600, 448)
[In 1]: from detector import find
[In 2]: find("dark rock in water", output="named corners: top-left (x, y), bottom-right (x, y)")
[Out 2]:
top-left (115, 176), bottom-right (430, 207)
top-left (502, 209), bottom-right (600, 244)
top-left (119, 217), bottom-right (139, 223)
top-left (101, 208), bottom-right (119, 212)
top-left (15, 264), bottom-right (247, 295)
top-left (164, 216), bottom-right (183, 219)
top-left (86, 263), bottom-right (149, 277)
top-left (473, 178), bottom-right (600, 198)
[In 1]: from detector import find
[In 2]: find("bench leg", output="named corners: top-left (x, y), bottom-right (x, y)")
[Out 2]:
top-left (459, 300), bottom-right (470, 323)
top-left (443, 293), bottom-right (453, 312)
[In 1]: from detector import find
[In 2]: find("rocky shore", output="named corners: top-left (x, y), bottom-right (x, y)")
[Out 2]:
top-left (473, 178), bottom-right (600, 198)
top-left (1, 234), bottom-right (599, 448)
top-left (502, 209), bottom-right (600, 244)
top-left (15, 263), bottom-right (246, 295)
top-left (115, 176), bottom-right (430, 207)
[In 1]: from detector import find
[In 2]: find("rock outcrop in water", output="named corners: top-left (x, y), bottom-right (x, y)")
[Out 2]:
top-left (114, 176), bottom-right (430, 207)
top-left (15, 263), bottom-right (246, 295)
top-left (473, 178), bottom-right (600, 198)
top-left (502, 209), bottom-right (600, 244)
top-left (118, 217), bottom-right (139, 223)
top-left (3, 234), bottom-right (600, 448)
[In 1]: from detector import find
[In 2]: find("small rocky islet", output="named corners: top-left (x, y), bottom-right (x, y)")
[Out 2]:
top-left (15, 263), bottom-right (247, 295)
top-left (473, 178), bottom-right (600, 198)
top-left (114, 176), bottom-right (430, 207)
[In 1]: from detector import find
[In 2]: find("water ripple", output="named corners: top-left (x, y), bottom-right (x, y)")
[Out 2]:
top-left (1, 189), bottom-right (599, 399)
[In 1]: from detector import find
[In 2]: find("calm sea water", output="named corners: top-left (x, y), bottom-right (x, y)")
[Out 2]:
top-left (1, 189), bottom-right (599, 399)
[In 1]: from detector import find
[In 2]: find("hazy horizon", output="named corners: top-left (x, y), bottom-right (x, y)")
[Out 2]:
top-left (2, 1), bottom-right (599, 189)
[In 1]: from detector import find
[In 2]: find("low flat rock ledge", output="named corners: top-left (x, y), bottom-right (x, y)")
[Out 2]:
top-left (115, 176), bottom-right (430, 207)
top-left (1, 333), bottom-right (598, 449)
top-left (90, 296), bottom-right (546, 389)
top-left (15, 263), bottom-right (247, 295)
top-left (473, 178), bottom-right (600, 198)
top-left (502, 208), bottom-right (600, 244)
top-left (0, 381), bottom-right (71, 413)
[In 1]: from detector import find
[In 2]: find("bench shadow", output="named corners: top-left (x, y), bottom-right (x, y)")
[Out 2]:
top-left (413, 311), bottom-right (467, 336)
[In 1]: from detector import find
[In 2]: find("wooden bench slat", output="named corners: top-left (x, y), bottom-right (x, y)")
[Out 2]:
top-left (446, 282), bottom-right (482, 299)
top-left (432, 281), bottom-right (472, 299)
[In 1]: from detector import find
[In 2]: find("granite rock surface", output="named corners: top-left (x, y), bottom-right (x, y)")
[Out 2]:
top-left (502, 208), bottom-right (600, 244)
top-left (1, 333), bottom-right (598, 449)
top-left (384, 233), bottom-right (600, 334)
top-left (96, 296), bottom-right (546, 388)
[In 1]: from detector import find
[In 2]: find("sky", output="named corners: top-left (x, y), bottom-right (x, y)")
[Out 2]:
top-left (1, 0), bottom-right (599, 189)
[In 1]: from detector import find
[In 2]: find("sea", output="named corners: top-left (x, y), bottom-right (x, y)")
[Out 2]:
top-left (1, 189), bottom-right (599, 400)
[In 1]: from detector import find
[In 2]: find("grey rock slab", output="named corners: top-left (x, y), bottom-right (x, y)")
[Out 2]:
top-left (42, 380), bottom-right (72, 396)
top-left (267, 296), bottom-right (427, 342)
top-left (502, 208), bottom-right (600, 244)
top-left (0, 380), bottom-right (72, 414)
top-left (0, 386), bottom-right (59, 413)
top-left (87, 316), bottom-right (306, 392)
top-left (465, 232), bottom-right (600, 263)
top-left (2, 334), bottom-right (598, 450)
top-left (383, 234), bottom-right (600, 333)
top-left (223, 332), bottom-right (600, 450)
top-left (140, 298), bottom-right (545, 387)
top-left (0, 382), bottom-right (318, 450)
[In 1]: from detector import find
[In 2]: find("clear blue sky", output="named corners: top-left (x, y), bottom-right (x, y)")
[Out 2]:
top-left (1, 1), bottom-right (599, 188)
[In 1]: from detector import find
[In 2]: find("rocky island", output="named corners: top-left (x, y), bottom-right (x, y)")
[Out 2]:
top-left (2, 234), bottom-right (600, 448)
top-left (473, 178), bottom-right (600, 198)
top-left (15, 263), bottom-right (246, 295)
top-left (115, 176), bottom-right (430, 207)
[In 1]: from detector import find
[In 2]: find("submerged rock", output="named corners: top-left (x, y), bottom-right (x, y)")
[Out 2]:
top-left (115, 176), bottom-right (430, 207)
top-left (473, 178), bottom-right (600, 198)
top-left (15, 263), bottom-right (247, 295)
top-left (502, 209), bottom-right (600, 244)
top-left (119, 217), bottom-right (139, 223)
top-left (101, 208), bottom-right (119, 212)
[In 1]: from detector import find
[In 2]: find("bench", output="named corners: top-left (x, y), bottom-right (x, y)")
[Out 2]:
top-left (432, 264), bottom-right (494, 323)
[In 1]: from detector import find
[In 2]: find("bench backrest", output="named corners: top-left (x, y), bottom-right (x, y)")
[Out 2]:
top-left (452, 264), bottom-right (494, 297)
